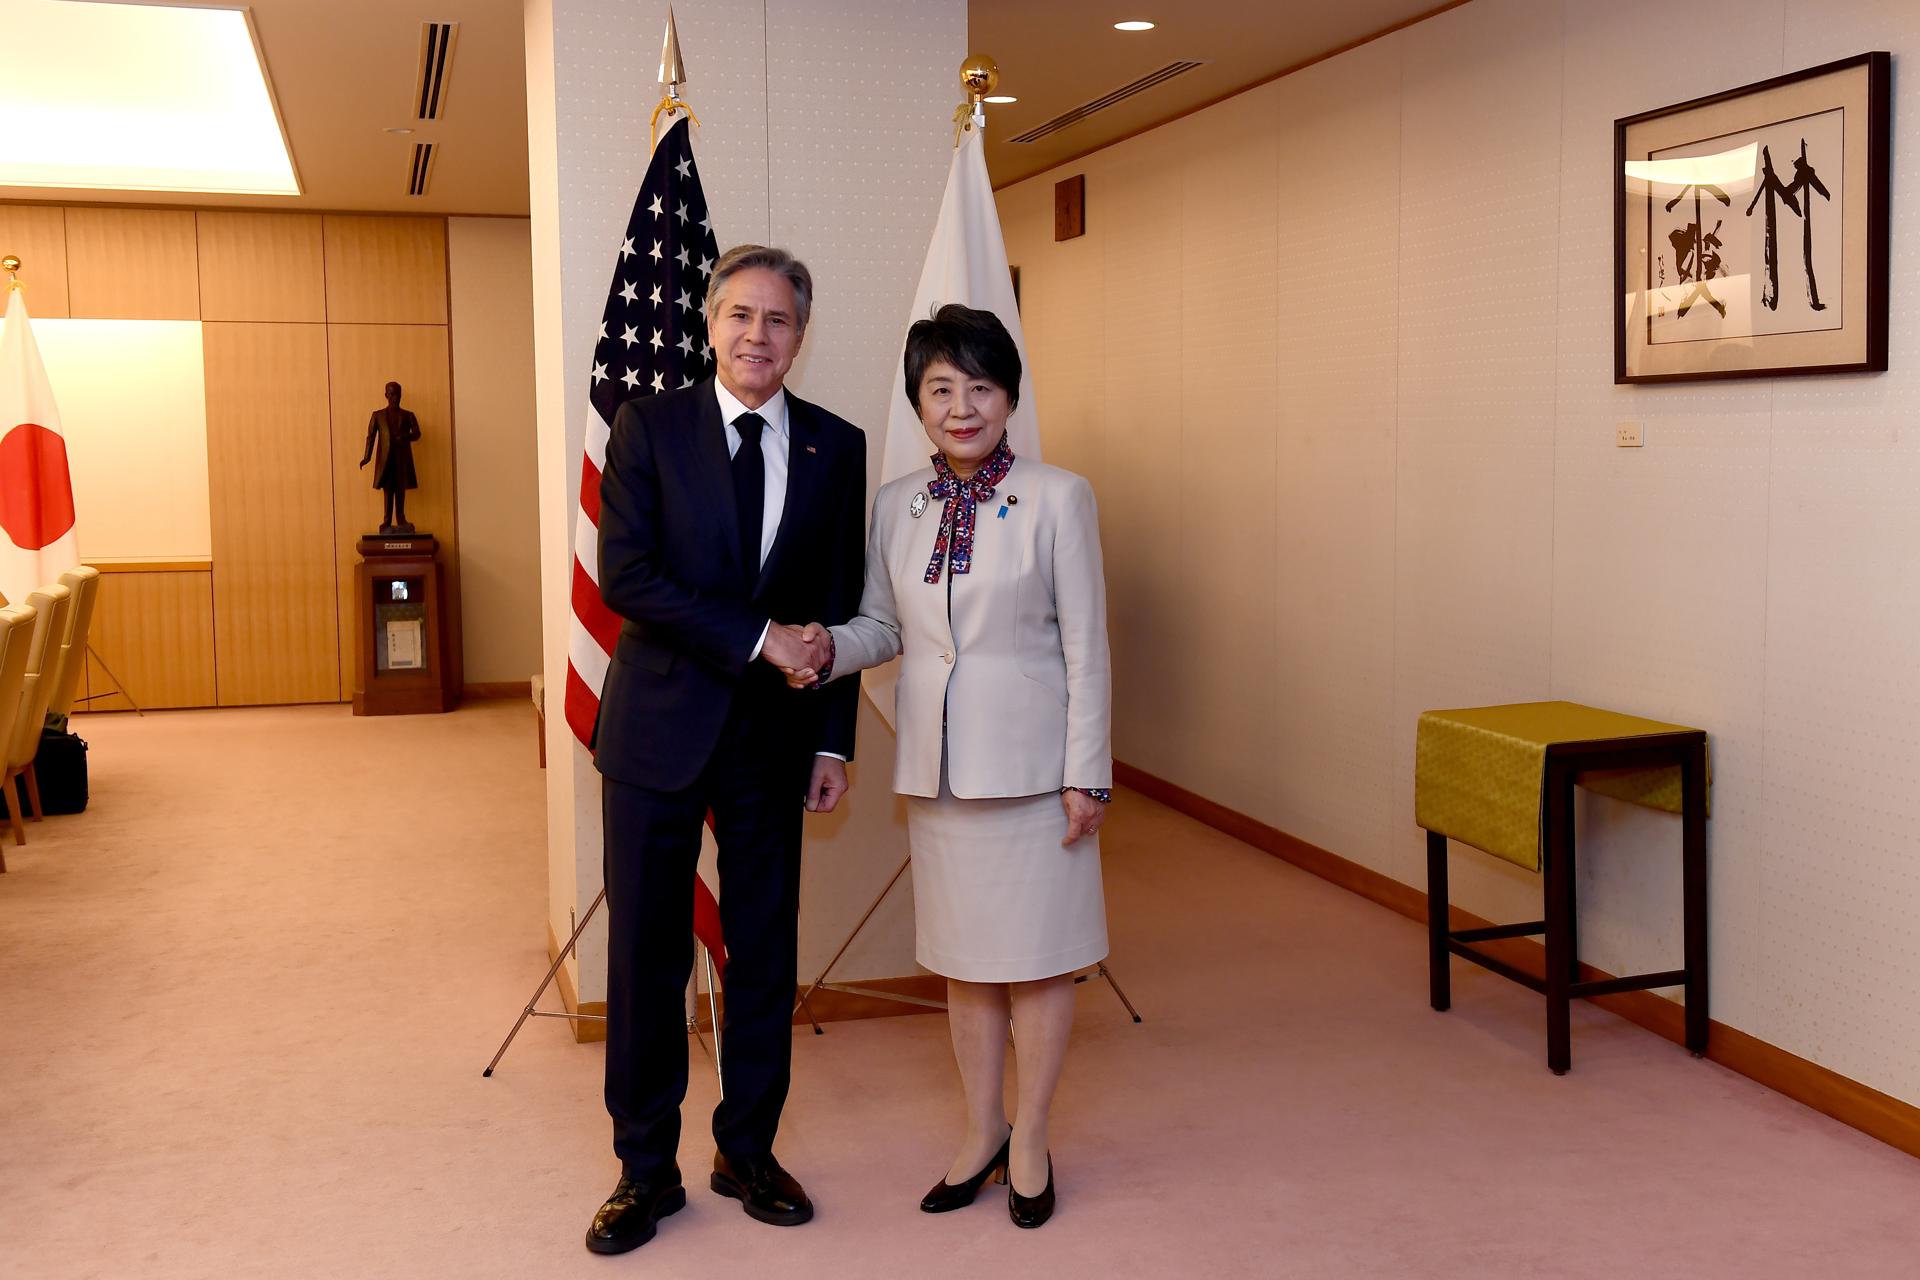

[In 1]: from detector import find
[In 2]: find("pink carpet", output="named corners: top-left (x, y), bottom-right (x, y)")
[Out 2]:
top-left (2, 701), bottom-right (1916, 1278)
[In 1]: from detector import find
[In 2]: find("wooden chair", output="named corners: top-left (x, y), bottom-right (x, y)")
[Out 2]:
top-left (6, 584), bottom-right (72, 839)
top-left (0, 604), bottom-right (40, 864)
top-left (47, 566), bottom-right (101, 722)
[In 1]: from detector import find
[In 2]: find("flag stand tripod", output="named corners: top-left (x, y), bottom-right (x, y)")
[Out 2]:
top-left (74, 644), bottom-right (143, 715)
top-left (481, 885), bottom-right (724, 1090)
top-left (793, 855), bottom-right (1143, 1031)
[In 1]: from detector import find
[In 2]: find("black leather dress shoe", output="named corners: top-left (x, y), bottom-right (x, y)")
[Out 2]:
top-left (584, 1172), bottom-right (686, 1255)
top-left (1008, 1155), bottom-right (1055, 1229)
top-left (709, 1151), bottom-right (814, 1226)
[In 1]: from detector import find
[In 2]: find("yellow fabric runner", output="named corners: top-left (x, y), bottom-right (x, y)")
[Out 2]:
top-left (1415, 701), bottom-right (1709, 871)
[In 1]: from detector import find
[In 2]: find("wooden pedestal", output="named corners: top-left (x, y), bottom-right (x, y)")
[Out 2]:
top-left (353, 535), bottom-right (458, 716)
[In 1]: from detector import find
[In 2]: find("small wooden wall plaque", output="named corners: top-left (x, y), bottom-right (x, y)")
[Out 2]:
top-left (1054, 174), bottom-right (1085, 241)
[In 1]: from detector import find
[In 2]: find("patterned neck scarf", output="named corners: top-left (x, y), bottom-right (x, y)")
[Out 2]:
top-left (923, 436), bottom-right (1015, 584)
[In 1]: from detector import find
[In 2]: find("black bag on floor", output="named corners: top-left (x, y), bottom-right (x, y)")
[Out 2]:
top-left (20, 728), bottom-right (87, 815)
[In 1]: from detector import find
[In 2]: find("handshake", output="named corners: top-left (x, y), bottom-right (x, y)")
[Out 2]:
top-left (761, 621), bottom-right (832, 689)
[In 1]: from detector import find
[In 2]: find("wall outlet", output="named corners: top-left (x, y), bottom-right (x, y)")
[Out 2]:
top-left (1616, 421), bottom-right (1644, 447)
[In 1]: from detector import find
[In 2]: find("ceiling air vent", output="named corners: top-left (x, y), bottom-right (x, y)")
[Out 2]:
top-left (415, 21), bottom-right (459, 120)
top-left (1005, 60), bottom-right (1208, 144)
top-left (407, 142), bottom-right (437, 196)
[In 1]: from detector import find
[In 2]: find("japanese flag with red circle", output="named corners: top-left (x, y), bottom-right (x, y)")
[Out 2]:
top-left (0, 289), bottom-right (78, 606)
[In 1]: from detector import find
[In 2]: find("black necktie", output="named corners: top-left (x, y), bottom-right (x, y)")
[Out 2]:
top-left (731, 411), bottom-right (766, 581)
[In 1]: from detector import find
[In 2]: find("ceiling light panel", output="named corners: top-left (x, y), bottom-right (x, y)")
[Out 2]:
top-left (0, 1), bottom-right (298, 196)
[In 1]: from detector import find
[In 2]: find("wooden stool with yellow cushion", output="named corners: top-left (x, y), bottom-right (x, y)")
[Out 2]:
top-left (1416, 701), bottom-right (1710, 1074)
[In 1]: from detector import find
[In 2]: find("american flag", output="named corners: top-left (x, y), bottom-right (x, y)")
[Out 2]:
top-left (564, 115), bottom-right (726, 959)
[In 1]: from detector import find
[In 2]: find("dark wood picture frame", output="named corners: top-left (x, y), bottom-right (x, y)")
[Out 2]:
top-left (1613, 51), bottom-right (1890, 384)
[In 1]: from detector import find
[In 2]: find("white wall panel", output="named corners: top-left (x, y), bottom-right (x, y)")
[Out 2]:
top-left (1550, 0), bottom-right (1783, 1024)
top-left (1091, 127), bottom-right (1189, 784)
top-left (1269, 39), bottom-right (1403, 876)
top-left (996, 0), bottom-right (1920, 1104)
top-left (1761, 0), bottom-right (1920, 1091)
top-left (1171, 88), bottom-right (1281, 820)
top-left (1391, 0), bottom-right (1565, 912)
top-left (448, 217), bottom-right (542, 686)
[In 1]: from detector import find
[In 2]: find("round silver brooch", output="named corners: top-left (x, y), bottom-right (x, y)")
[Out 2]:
top-left (910, 492), bottom-right (930, 518)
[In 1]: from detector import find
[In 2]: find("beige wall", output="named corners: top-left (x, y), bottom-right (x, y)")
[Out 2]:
top-left (999, 0), bottom-right (1920, 1108)
top-left (448, 217), bottom-right (541, 686)
top-left (31, 320), bottom-right (211, 562)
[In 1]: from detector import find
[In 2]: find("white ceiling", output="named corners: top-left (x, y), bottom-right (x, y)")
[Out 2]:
top-left (0, 0), bottom-right (1457, 214)
top-left (970, 0), bottom-right (1458, 188)
top-left (0, 0), bottom-right (531, 215)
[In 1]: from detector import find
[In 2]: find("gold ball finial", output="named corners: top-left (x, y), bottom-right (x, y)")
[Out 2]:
top-left (1, 257), bottom-right (19, 274)
top-left (960, 54), bottom-right (1000, 102)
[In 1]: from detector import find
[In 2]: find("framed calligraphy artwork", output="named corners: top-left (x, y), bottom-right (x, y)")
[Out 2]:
top-left (1615, 52), bottom-right (1889, 383)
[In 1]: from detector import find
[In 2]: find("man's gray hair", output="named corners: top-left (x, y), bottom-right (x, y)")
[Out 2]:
top-left (704, 244), bottom-right (814, 332)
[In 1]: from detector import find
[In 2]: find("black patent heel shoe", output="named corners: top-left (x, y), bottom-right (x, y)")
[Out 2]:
top-left (1007, 1154), bottom-right (1055, 1228)
top-left (920, 1133), bottom-right (1011, 1213)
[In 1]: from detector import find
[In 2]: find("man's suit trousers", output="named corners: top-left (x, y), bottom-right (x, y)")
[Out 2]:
top-left (601, 679), bottom-right (809, 1179)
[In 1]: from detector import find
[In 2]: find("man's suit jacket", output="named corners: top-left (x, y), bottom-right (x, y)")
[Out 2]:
top-left (363, 408), bottom-right (420, 490)
top-left (594, 379), bottom-right (866, 792)
top-left (829, 457), bottom-right (1112, 800)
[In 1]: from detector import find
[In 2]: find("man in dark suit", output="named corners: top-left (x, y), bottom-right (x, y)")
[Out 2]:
top-left (585, 245), bottom-right (862, 1255)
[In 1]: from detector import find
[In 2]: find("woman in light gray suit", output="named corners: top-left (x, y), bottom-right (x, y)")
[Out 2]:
top-left (786, 305), bottom-right (1111, 1229)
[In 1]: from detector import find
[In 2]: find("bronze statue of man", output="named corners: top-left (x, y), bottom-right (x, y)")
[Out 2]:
top-left (359, 381), bottom-right (421, 534)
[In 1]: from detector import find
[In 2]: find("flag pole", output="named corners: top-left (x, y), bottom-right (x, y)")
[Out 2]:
top-left (799, 54), bottom-right (1144, 1031)
top-left (649, 6), bottom-right (699, 150)
top-left (799, 54), bottom-right (1004, 1026)
top-left (2, 255), bottom-right (21, 291)
top-left (484, 6), bottom-right (730, 1078)
top-left (952, 53), bottom-right (997, 145)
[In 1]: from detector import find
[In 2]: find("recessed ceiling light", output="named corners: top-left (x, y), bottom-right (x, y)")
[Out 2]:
top-left (1114, 20), bottom-right (1157, 31)
top-left (984, 95), bottom-right (1018, 104)
top-left (1, 1), bottom-right (298, 196)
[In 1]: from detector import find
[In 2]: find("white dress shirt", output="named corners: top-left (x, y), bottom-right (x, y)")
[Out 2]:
top-left (716, 382), bottom-right (841, 763)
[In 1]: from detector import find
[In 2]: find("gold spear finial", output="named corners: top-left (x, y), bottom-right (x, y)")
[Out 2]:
top-left (650, 7), bottom-right (700, 148)
top-left (954, 55), bottom-right (1000, 145)
top-left (2, 256), bottom-right (20, 292)
top-left (658, 6), bottom-right (686, 88)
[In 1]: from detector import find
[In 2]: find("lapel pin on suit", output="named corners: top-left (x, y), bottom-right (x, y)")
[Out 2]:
top-left (805, 444), bottom-right (817, 453)
top-left (910, 492), bottom-right (929, 518)
top-left (998, 493), bottom-right (1017, 519)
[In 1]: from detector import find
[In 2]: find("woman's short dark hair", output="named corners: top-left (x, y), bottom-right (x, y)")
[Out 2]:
top-left (904, 303), bottom-right (1021, 412)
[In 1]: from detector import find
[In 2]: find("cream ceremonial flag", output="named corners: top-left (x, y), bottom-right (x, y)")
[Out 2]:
top-left (0, 289), bottom-right (79, 606)
top-left (865, 108), bottom-right (1040, 726)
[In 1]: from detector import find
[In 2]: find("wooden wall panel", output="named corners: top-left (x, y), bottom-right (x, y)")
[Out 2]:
top-left (0, 205), bottom-right (71, 317)
top-left (197, 213), bottom-right (326, 322)
top-left (327, 323), bottom-right (458, 699)
top-left (64, 208), bottom-right (200, 319)
top-left (25, 203), bottom-right (464, 710)
top-left (205, 323), bottom-right (339, 705)
top-left (322, 216), bottom-right (448, 324)
top-left (82, 569), bottom-right (216, 711)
